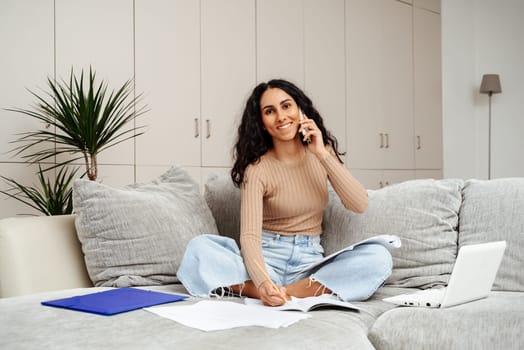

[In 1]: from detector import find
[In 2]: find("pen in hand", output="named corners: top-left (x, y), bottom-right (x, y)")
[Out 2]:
top-left (253, 260), bottom-right (289, 303)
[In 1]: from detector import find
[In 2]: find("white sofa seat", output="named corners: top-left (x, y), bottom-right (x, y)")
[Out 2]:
top-left (0, 215), bottom-right (92, 298)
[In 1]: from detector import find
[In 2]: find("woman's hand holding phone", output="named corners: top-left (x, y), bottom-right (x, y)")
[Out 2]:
top-left (299, 110), bottom-right (311, 144)
top-left (299, 111), bottom-right (330, 159)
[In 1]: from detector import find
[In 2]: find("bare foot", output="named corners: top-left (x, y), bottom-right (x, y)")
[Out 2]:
top-left (285, 278), bottom-right (332, 298)
top-left (230, 281), bottom-right (260, 298)
top-left (230, 281), bottom-right (290, 304)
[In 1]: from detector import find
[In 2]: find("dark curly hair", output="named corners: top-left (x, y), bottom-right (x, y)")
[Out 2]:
top-left (231, 79), bottom-right (344, 187)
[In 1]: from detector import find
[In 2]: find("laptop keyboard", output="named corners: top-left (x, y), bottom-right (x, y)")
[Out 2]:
top-left (404, 288), bottom-right (446, 306)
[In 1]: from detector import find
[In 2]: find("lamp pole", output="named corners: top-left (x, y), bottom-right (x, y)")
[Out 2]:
top-left (488, 91), bottom-right (492, 180)
top-left (479, 74), bottom-right (501, 180)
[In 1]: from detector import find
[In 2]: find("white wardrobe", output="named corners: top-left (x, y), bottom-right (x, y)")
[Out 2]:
top-left (0, 0), bottom-right (442, 217)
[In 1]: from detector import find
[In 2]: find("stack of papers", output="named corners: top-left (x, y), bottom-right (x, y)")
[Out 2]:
top-left (145, 300), bottom-right (310, 331)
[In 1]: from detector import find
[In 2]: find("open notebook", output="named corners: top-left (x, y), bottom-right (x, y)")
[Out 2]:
top-left (383, 241), bottom-right (506, 308)
top-left (244, 294), bottom-right (360, 312)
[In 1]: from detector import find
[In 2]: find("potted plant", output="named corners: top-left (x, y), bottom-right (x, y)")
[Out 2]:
top-left (0, 166), bottom-right (77, 216)
top-left (1, 67), bottom-right (147, 215)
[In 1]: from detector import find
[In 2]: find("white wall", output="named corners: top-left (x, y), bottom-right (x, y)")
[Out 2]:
top-left (442, 0), bottom-right (524, 179)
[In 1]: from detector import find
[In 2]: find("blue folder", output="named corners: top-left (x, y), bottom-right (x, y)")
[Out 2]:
top-left (41, 287), bottom-right (188, 316)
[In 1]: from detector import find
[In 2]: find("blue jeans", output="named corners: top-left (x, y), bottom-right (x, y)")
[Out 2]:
top-left (177, 232), bottom-right (392, 302)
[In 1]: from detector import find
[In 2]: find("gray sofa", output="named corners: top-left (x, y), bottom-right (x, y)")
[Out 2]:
top-left (0, 171), bottom-right (523, 350)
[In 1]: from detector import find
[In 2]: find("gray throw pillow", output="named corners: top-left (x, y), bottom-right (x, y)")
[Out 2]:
top-left (204, 173), bottom-right (241, 245)
top-left (459, 178), bottom-right (524, 291)
top-left (322, 179), bottom-right (464, 289)
top-left (73, 166), bottom-right (218, 287)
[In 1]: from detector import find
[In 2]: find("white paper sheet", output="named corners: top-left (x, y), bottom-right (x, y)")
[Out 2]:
top-left (145, 300), bottom-right (310, 331)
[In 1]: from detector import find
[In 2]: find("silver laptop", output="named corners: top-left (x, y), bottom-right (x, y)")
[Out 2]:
top-left (383, 241), bottom-right (506, 308)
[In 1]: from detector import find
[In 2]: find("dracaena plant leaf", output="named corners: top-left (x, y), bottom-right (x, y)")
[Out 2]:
top-left (6, 67), bottom-right (147, 180)
top-left (0, 165), bottom-right (78, 216)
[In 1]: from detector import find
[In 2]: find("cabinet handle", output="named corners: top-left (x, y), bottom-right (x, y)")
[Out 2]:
top-left (385, 181), bottom-right (390, 186)
top-left (417, 135), bottom-right (421, 150)
top-left (194, 118), bottom-right (199, 138)
top-left (385, 133), bottom-right (389, 149)
top-left (380, 133), bottom-right (384, 148)
top-left (206, 119), bottom-right (211, 139)
top-left (379, 181), bottom-right (384, 188)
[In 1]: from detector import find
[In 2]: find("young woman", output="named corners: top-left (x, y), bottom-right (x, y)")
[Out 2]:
top-left (177, 79), bottom-right (392, 306)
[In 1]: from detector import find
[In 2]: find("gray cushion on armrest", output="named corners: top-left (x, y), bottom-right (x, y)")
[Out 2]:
top-left (204, 173), bottom-right (241, 245)
top-left (459, 178), bottom-right (524, 291)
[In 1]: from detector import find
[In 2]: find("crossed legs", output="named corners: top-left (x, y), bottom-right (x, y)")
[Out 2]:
top-left (230, 278), bottom-right (332, 299)
top-left (178, 235), bottom-right (391, 302)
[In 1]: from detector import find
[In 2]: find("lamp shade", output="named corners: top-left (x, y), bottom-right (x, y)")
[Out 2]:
top-left (480, 74), bottom-right (502, 94)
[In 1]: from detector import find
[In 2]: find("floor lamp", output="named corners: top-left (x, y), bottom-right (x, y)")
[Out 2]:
top-left (479, 74), bottom-right (502, 179)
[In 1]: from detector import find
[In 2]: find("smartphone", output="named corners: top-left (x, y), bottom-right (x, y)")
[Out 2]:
top-left (299, 109), bottom-right (311, 143)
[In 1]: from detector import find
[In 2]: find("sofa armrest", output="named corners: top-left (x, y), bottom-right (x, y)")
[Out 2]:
top-left (0, 215), bottom-right (92, 298)
top-left (369, 292), bottom-right (524, 350)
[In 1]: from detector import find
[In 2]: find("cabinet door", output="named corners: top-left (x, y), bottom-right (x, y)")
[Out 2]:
top-left (414, 7), bottom-right (442, 170)
top-left (381, 0), bottom-right (414, 169)
top-left (349, 169), bottom-right (383, 190)
top-left (382, 170), bottom-right (416, 187)
top-left (201, 0), bottom-right (256, 168)
top-left (0, 0), bottom-right (54, 162)
top-left (346, 0), bottom-right (385, 169)
top-left (135, 0), bottom-right (201, 168)
top-left (346, 0), bottom-right (414, 170)
top-left (415, 169), bottom-right (442, 180)
top-left (350, 169), bottom-right (415, 190)
top-left (96, 165), bottom-right (135, 187)
top-left (55, 0), bottom-right (134, 167)
top-left (256, 0), bottom-right (303, 86)
top-left (413, 0), bottom-right (440, 13)
top-left (304, 0), bottom-right (346, 152)
top-left (136, 165), bottom-right (201, 190)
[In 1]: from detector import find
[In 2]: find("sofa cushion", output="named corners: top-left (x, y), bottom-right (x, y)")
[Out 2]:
top-left (204, 173), bottom-right (241, 245)
top-left (205, 175), bottom-right (464, 289)
top-left (459, 178), bottom-right (524, 291)
top-left (322, 179), bottom-right (464, 289)
top-left (73, 166), bottom-right (218, 287)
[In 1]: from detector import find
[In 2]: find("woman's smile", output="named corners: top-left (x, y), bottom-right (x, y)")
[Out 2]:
top-left (277, 122), bottom-right (293, 130)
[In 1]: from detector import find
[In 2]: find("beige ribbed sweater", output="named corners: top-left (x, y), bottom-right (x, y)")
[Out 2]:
top-left (240, 148), bottom-right (368, 287)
